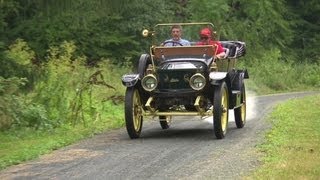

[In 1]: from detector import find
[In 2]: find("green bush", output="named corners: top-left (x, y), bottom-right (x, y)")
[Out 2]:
top-left (244, 48), bottom-right (319, 94)
top-left (0, 77), bottom-right (27, 130)
top-left (1, 40), bottom-right (129, 131)
top-left (0, 38), bottom-right (42, 90)
top-left (31, 41), bottom-right (128, 127)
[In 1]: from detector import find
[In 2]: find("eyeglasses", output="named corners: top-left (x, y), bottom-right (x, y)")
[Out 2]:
top-left (201, 36), bottom-right (209, 40)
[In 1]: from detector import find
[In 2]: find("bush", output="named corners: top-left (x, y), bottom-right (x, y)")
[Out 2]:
top-left (32, 41), bottom-right (127, 127)
top-left (244, 48), bottom-right (320, 94)
top-left (0, 39), bottom-right (130, 131)
top-left (0, 77), bottom-right (26, 130)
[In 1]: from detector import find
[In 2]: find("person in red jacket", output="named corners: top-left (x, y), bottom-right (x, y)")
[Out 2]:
top-left (196, 28), bottom-right (226, 59)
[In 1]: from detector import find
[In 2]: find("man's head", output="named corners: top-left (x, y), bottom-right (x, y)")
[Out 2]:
top-left (171, 25), bottom-right (183, 41)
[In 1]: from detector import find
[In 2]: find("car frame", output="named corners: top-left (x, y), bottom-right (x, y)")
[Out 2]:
top-left (122, 22), bottom-right (248, 139)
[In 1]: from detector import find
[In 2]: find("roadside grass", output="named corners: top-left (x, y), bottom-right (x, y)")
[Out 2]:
top-left (247, 95), bottom-right (320, 179)
top-left (0, 103), bottom-right (124, 170)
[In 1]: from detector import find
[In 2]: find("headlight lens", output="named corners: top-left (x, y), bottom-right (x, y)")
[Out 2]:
top-left (142, 74), bottom-right (157, 91)
top-left (189, 73), bottom-right (206, 90)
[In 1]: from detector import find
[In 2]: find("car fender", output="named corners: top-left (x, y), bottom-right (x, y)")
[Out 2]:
top-left (209, 72), bottom-right (227, 85)
top-left (121, 74), bottom-right (139, 87)
top-left (210, 72), bottom-right (227, 80)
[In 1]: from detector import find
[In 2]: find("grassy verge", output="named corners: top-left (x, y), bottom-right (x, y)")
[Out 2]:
top-left (0, 103), bottom-right (124, 170)
top-left (247, 95), bottom-right (320, 179)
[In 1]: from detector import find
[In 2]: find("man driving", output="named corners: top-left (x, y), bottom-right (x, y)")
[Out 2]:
top-left (163, 25), bottom-right (191, 46)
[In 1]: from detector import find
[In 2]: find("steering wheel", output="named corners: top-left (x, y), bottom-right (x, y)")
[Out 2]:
top-left (163, 40), bottom-right (183, 46)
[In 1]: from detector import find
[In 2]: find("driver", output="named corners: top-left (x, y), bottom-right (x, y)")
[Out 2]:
top-left (163, 25), bottom-right (191, 46)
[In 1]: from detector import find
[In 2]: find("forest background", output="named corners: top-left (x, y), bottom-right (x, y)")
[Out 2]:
top-left (0, 0), bottom-right (319, 169)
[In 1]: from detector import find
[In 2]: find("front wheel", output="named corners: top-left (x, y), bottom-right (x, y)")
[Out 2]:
top-left (234, 83), bottom-right (246, 128)
top-left (213, 81), bottom-right (229, 139)
top-left (125, 87), bottom-right (143, 139)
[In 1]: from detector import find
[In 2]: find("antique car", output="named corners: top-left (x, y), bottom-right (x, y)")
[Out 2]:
top-left (121, 22), bottom-right (248, 139)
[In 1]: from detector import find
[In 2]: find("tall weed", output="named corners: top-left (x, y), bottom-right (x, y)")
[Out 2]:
top-left (32, 41), bottom-right (128, 128)
top-left (1, 40), bottom-right (129, 130)
top-left (0, 77), bottom-right (28, 129)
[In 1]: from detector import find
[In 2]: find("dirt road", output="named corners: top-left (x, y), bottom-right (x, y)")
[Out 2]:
top-left (0, 91), bottom-right (318, 179)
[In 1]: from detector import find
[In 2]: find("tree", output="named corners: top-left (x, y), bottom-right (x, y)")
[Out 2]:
top-left (2, 0), bottom-right (180, 64)
top-left (286, 0), bottom-right (320, 62)
top-left (189, 0), bottom-right (293, 61)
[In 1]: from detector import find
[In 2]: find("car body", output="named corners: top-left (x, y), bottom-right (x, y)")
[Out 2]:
top-left (122, 22), bottom-right (248, 139)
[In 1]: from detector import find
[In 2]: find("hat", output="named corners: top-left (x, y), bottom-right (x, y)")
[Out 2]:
top-left (200, 28), bottom-right (212, 38)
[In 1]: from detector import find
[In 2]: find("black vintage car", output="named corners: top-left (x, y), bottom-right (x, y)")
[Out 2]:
top-left (122, 22), bottom-right (248, 139)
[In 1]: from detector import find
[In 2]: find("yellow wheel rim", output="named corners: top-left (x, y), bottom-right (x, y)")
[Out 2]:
top-left (241, 100), bottom-right (246, 122)
top-left (132, 89), bottom-right (142, 131)
top-left (221, 87), bottom-right (228, 131)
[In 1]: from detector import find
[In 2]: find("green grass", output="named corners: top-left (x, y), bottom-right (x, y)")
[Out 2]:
top-left (247, 95), bottom-right (320, 179)
top-left (0, 103), bottom-right (124, 170)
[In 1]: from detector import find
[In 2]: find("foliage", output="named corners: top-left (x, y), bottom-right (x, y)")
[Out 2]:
top-left (0, 76), bottom-right (52, 130)
top-left (5, 38), bottom-right (35, 65)
top-left (1, 0), bottom-right (319, 64)
top-left (286, 0), bottom-right (320, 63)
top-left (243, 48), bottom-right (320, 94)
top-left (32, 41), bottom-right (125, 127)
top-left (0, 39), bottom-right (36, 81)
top-left (1, 0), bottom-right (179, 64)
top-left (0, 77), bottom-right (27, 130)
top-left (0, 40), bottom-right (129, 131)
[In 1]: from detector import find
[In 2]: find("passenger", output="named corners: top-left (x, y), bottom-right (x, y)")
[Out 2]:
top-left (163, 25), bottom-right (191, 46)
top-left (196, 28), bottom-right (226, 59)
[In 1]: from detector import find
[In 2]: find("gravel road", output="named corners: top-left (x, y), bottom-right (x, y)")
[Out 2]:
top-left (0, 91), bottom-right (318, 180)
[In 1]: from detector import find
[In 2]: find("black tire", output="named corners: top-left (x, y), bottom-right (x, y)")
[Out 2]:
top-left (234, 83), bottom-right (246, 128)
top-left (138, 54), bottom-right (151, 79)
top-left (159, 116), bottom-right (171, 129)
top-left (213, 81), bottom-right (229, 139)
top-left (125, 87), bottom-right (143, 139)
top-left (137, 54), bottom-right (151, 104)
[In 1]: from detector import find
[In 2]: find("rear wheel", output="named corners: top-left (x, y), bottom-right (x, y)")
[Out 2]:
top-left (125, 87), bottom-right (143, 139)
top-left (213, 82), bottom-right (229, 139)
top-left (234, 83), bottom-right (246, 128)
top-left (159, 116), bottom-right (172, 129)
